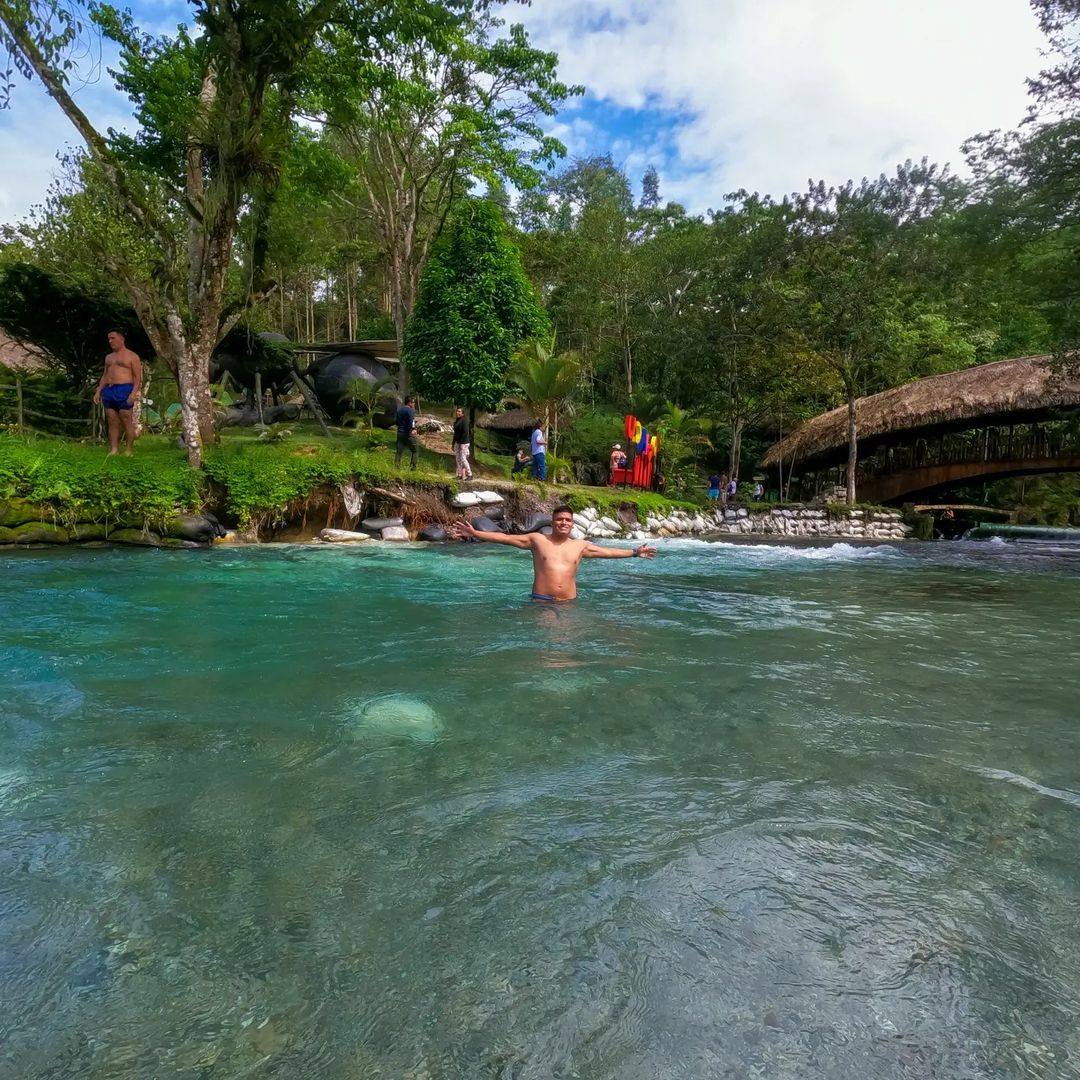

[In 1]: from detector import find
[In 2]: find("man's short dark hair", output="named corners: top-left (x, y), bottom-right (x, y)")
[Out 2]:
top-left (551, 504), bottom-right (573, 519)
top-left (405, 395), bottom-right (416, 405)
top-left (107, 329), bottom-right (125, 338)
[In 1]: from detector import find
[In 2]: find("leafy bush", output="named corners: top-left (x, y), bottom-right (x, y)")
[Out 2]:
top-left (0, 433), bottom-right (202, 526)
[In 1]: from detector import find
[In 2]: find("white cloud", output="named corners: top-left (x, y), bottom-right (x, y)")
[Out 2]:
top-left (0, 1), bottom-right (1047, 222)
top-left (518, 0), bottom-right (1046, 211)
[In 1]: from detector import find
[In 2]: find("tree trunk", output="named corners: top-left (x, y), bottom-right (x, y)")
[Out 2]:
top-left (729, 417), bottom-right (744, 480)
top-left (171, 332), bottom-right (215, 468)
top-left (846, 392), bottom-right (858, 505)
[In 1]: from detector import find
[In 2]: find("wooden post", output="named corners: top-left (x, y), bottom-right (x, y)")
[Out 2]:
top-left (15, 375), bottom-right (24, 434)
top-left (289, 364), bottom-right (333, 438)
top-left (255, 372), bottom-right (265, 426)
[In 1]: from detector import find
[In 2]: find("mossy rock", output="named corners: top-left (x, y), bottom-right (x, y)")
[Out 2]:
top-left (0, 498), bottom-right (44, 527)
top-left (108, 528), bottom-right (191, 549)
top-left (69, 523), bottom-right (109, 542)
top-left (109, 528), bottom-right (166, 547)
top-left (0, 521), bottom-right (70, 544)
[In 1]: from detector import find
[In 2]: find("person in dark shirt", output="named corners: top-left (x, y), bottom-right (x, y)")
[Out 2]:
top-left (707, 473), bottom-right (721, 500)
top-left (396, 395), bottom-right (418, 470)
top-left (452, 406), bottom-right (472, 480)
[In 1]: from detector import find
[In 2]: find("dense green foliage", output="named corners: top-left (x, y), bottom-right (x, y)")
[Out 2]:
top-left (0, 262), bottom-right (151, 387)
top-left (0, 434), bottom-right (203, 526)
top-left (404, 199), bottom-right (549, 410)
top-left (3, 1), bottom-right (1080, 515)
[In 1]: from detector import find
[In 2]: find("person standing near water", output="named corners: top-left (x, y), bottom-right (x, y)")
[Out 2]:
top-left (531, 421), bottom-right (547, 481)
top-left (450, 504), bottom-right (656, 602)
top-left (452, 407), bottom-right (472, 480)
top-left (396, 395), bottom-right (419, 470)
top-left (93, 330), bottom-right (142, 456)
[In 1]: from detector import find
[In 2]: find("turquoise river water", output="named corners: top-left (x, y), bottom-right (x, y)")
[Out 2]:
top-left (1, 537), bottom-right (1079, 1079)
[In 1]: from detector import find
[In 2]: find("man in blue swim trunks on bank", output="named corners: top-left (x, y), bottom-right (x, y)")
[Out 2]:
top-left (92, 330), bottom-right (143, 456)
top-left (450, 504), bottom-right (656, 601)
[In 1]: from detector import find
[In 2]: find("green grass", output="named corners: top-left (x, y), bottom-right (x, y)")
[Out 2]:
top-left (0, 433), bottom-right (203, 528)
top-left (1, 426), bottom-right (709, 532)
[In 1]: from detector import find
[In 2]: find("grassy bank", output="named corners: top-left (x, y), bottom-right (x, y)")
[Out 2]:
top-left (0, 430), bottom-right (702, 533)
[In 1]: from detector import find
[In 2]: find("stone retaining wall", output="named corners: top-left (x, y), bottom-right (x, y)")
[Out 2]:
top-left (583, 505), bottom-right (911, 542)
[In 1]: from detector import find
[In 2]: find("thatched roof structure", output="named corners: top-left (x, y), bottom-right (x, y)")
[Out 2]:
top-left (0, 329), bottom-right (47, 373)
top-left (476, 407), bottom-right (537, 432)
top-left (762, 355), bottom-right (1080, 469)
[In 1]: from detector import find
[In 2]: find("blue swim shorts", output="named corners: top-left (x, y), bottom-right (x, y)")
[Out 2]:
top-left (102, 383), bottom-right (134, 411)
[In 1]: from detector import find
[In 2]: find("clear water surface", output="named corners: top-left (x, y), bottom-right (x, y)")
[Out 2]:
top-left (1, 537), bottom-right (1079, 1079)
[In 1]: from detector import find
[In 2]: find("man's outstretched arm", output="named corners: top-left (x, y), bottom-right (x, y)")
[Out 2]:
top-left (450, 520), bottom-right (533, 549)
top-left (582, 542), bottom-right (657, 560)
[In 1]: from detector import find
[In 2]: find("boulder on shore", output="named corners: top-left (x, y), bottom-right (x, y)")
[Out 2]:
top-left (320, 528), bottom-right (371, 543)
top-left (381, 525), bottom-right (411, 541)
top-left (470, 515), bottom-right (506, 533)
top-left (361, 517), bottom-right (404, 535)
top-left (418, 524), bottom-right (448, 542)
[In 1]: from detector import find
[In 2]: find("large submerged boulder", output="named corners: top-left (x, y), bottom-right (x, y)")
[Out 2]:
top-left (347, 694), bottom-right (444, 744)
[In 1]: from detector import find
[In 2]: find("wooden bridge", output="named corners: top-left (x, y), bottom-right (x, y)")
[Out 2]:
top-left (762, 355), bottom-right (1080, 504)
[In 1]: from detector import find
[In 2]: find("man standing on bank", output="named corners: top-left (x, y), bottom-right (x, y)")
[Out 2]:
top-left (93, 329), bottom-right (142, 456)
top-left (396, 394), bottom-right (419, 470)
top-left (531, 420), bottom-right (547, 481)
top-left (452, 406), bottom-right (472, 480)
top-left (450, 504), bottom-right (656, 602)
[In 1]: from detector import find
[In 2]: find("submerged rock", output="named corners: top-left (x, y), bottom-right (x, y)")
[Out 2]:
top-left (348, 694), bottom-right (444, 743)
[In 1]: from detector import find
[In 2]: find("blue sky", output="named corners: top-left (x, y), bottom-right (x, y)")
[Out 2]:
top-left (0, 0), bottom-right (1047, 223)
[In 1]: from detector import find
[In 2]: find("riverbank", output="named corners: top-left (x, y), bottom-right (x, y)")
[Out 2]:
top-left (0, 432), bottom-right (912, 548)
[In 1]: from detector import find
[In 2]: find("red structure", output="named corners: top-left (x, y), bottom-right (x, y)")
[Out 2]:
top-left (610, 415), bottom-right (660, 489)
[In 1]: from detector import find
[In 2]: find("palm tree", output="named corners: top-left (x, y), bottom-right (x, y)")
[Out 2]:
top-left (507, 337), bottom-right (581, 459)
top-left (340, 376), bottom-right (397, 432)
top-left (655, 402), bottom-right (713, 492)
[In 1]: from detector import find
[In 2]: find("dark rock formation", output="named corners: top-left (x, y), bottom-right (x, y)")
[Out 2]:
top-left (418, 524), bottom-right (448, 542)
top-left (471, 515), bottom-right (506, 533)
top-left (361, 517), bottom-right (404, 535)
top-left (173, 513), bottom-right (227, 545)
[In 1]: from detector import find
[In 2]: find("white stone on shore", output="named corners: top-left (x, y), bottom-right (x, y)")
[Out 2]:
top-left (381, 526), bottom-right (410, 541)
top-left (474, 490), bottom-right (504, 505)
top-left (319, 528), bottom-right (372, 543)
top-left (452, 492), bottom-right (481, 507)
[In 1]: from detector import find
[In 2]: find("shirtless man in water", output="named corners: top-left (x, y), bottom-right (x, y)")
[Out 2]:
top-left (450, 504), bottom-right (656, 601)
top-left (92, 330), bottom-right (142, 455)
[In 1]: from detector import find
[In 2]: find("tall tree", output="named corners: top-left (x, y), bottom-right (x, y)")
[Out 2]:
top-left (0, 0), bottom-right (353, 464)
top-left (640, 165), bottom-right (660, 209)
top-left (312, 3), bottom-right (577, 388)
top-left (404, 198), bottom-right (549, 415)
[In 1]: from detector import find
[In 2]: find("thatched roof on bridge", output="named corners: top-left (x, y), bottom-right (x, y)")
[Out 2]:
top-left (762, 354), bottom-right (1080, 469)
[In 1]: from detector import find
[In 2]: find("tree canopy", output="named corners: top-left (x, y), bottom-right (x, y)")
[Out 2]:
top-left (404, 197), bottom-right (548, 411)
